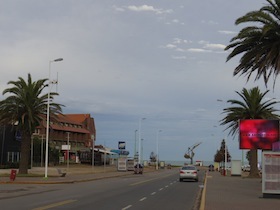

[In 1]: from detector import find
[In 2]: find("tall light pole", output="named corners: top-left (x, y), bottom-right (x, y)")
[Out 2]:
top-left (141, 138), bottom-right (144, 164)
top-left (134, 129), bottom-right (138, 160)
top-left (41, 135), bottom-right (44, 167)
top-left (45, 58), bottom-right (63, 178)
top-left (138, 118), bottom-right (146, 164)
top-left (225, 138), bottom-right (227, 176)
top-left (66, 132), bottom-right (70, 172)
top-left (91, 133), bottom-right (95, 173)
top-left (156, 129), bottom-right (162, 170)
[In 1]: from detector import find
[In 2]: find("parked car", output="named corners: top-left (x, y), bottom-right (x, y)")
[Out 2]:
top-left (134, 163), bottom-right (143, 174)
top-left (179, 165), bottom-right (198, 182)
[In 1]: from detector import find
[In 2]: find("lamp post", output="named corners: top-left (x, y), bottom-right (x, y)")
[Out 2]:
top-left (91, 134), bottom-right (95, 172)
top-left (45, 58), bottom-right (63, 178)
top-left (138, 118), bottom-right (146, 164)
top-left (41, 135), bottom-right (44, 167)
top-left (141, 138), bottom-right (144, 164)
top-left (225, 138), bottom-right (227, 176)
top-left (66, 132), bottom-right (70, 172)
top-left (156, 129), bottom-right (162, 170)
top-left (134, 129), bottom-right (138, 161)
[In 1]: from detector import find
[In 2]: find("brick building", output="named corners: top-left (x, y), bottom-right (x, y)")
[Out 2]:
top-left (0, 113), bottom-right (96, 166)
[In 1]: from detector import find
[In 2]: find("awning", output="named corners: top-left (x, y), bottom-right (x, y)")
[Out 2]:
top-left (94, 148), bottom-right (117, 155)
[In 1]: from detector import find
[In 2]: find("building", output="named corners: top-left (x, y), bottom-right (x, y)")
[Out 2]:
top-left (0, 113), bottom-right (96, 166)
top-left (0, 125), bottom-right (21, 166)
top-left (34, 113), bottom-right (96, 163)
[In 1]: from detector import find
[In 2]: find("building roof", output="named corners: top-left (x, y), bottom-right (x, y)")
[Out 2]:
top-left (65, 114), bottom-right (91, 123)
top-left (39, 114), bottom-right (93, 134)
top-left (50, 124), bottom-right (90, 133)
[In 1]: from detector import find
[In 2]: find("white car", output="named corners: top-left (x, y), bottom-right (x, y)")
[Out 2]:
top-left (179, 165), bottom-right (199, 182)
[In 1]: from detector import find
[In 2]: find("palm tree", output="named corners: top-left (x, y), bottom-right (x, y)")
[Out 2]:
top-left (220, 87), bottom-right (280, 177)
top-left (0, 73), bottom-right (63, 174)
top-left (225, 0), bottom-right (280, 88)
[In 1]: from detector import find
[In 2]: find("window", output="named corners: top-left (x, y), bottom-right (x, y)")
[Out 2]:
top-left (7, 152), bottom-right (20, 162)
top-left (33, 128), bottom-right (40, 135)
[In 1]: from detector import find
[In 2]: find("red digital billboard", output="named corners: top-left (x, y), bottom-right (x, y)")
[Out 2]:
top-left (239, 119), bottom-right (280, 150)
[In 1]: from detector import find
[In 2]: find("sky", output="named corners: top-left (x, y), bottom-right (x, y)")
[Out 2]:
top-left (0, 0), bottom-right (279, 163)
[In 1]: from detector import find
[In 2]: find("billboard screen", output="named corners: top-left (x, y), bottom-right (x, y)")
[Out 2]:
top-left (239, 119), bottom-right (280, 149)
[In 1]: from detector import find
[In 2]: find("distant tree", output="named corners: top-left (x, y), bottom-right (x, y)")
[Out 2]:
top-left (214, 150), bottom-right (223, 163)
top-left (214, 139), bottom-right (231, 163)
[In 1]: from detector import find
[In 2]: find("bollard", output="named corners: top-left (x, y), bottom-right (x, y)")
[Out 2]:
top-left (10, 169), bottom-right (17, 181)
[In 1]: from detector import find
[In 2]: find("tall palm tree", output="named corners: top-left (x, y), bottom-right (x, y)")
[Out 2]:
top-left (220, 87), bottom-right (280, 177)
top-left (0, 73), bottom-right (63, 174)
top-left (225, 0), bottom-right (280, 87)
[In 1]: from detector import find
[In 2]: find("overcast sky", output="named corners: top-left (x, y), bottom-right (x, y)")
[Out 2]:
top-left (1, 0), bottom-right (278, 163)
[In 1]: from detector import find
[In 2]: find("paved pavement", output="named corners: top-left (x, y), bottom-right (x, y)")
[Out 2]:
top-left (0, 165), bottom-right (137, 184)
top-left (1, 165), bottom-right (280, 210)
top-left (200, 170), bottom-right (280, 210)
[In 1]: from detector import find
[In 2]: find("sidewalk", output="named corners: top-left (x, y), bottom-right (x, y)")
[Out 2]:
top-left (0, 165), bottom-right (140, 184)
top-left (200, 171), bottom-right (280, 210)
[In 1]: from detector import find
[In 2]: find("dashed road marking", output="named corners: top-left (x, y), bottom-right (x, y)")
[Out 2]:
top-left (122, 205), bottom-right (132, 210)
top-left (32, 199), bottom-right (77, 210)
top-left (139, 197), bottom-right (147, 201)
top-left (151, 192), bottom-right (156, 195)
top-left (130, 174), bottom-right (173, 186)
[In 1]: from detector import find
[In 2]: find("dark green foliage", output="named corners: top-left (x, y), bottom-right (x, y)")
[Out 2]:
top-left (220, 87), bottom-right (280, 177)
top-left (0, 74), bottom-right (63, 174)
top-left (225, 0), bottom-right (280, 88)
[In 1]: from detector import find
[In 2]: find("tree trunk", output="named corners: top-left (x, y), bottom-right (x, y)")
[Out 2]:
top-left (249, 149), bottom-right (259, 178)
top-left (18, 131), bottom-right (31, 174)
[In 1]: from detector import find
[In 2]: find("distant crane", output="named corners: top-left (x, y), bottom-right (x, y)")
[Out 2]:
top-left (184, 142), bottom-right (202, 164)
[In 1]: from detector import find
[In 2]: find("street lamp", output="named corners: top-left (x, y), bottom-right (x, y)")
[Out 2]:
top-left (225, 138), bottom-right (227, 176)
top-left (138, 118), bottom-right (146, 164)
top-left (45, 58), bottom-right (63, 178)
top-left (141, 138), bottom-right (144, 164)
top-left (134, 129), bottom-right (138, 160)
top-left (156, 129), bottom-right (162, 170)
top-left (217, 99), bottom-right (229, 175)
top-left (66, 132), bottom-right (70, 172)
top-left (92, 134), bottom-right (95, 172)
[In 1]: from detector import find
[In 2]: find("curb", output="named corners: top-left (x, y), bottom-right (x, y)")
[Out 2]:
top-left (198, 171), bottom-right (208, 210)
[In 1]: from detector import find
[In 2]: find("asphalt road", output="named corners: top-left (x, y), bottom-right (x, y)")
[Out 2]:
top-left (0, 168), bottom-right (204, 210)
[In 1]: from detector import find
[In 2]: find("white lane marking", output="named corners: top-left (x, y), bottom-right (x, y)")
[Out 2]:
top-left (139, 197), bottom-right (147, 201)
top-left (159, 188), bottom-right (163, 191)
top-left (151, 192), bottom-right (156, 195)
top-left (32, 200), bottom-right (77, 210)
top-left (122, 205), bottom-right (132, 210)
top-left (130, 174), bottom-right (173, 186)
top-left (165, 185), bottom-right (169, 188)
